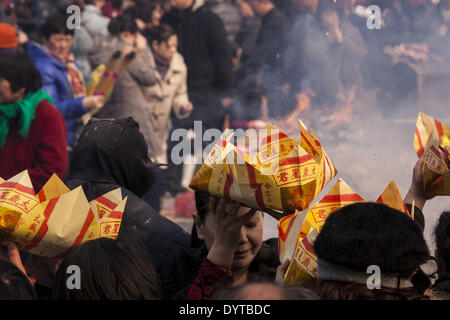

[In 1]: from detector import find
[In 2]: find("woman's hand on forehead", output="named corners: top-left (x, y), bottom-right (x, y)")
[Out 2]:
top-left (210, 197), bottom-right (259, 221)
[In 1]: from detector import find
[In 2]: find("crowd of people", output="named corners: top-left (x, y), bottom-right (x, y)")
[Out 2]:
top-left (0, 0), bottom-right (449, 300)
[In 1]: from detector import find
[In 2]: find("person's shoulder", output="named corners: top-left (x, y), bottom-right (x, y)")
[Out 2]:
top-left (160, 246), bottom-right (207, 300)
top-left (33, 59), bottom-right (55, 74)
top-left (162, 245), bottom-right (207, 277)
top-left (172, 52), bottom-right (188, 70)
top-left (160, 246), bottom-right (206, 281)
top-left (28, 48), bottom-right (63, 73)
top-left (196, 3), bottom-right (221, 21)
top-left (34, 99), bottom-right (66, 128)
top-left (35, 99), bottom-right (64, 119)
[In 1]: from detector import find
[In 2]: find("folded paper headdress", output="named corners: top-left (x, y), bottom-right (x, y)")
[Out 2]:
top-left (414, 112), bottom-right (450, 195)
top-left (0, 171), bottom-right (127, 258)
top-left (279, 179), bottom-right (411, 284)
top-left (189, 121), bottom-right (337, 215)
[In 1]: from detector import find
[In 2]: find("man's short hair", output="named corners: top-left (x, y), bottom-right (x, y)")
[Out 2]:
top-left (40, 13), bottom-right (75, 39)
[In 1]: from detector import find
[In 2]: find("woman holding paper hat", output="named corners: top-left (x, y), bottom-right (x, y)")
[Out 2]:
top-left (0, 52), bottom-right (68, 191)
top-left (160, 192), bottom-right (280, 300)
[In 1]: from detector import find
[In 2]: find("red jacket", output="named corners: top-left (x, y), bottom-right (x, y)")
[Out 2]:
top-left (0, 100), bottom-right (68, 192)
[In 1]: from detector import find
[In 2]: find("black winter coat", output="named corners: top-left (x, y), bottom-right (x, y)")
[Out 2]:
top-left (161, 0), bottom-right (233, 93)
top-left (65, 118), bottom-right (191, 275)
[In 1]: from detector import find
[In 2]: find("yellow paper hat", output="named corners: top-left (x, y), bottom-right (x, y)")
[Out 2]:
top-left (189, 120), bottom-right (337, 215)
top-left (0, 171), bottom-right (126, 258)
top-left (414, 113), bottom-right (450, 195)
top-left (414, 112), bottom-right (449, 157)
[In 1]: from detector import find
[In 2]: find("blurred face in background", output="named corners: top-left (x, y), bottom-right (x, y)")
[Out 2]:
top-left (45, 34), bottom-right (73, 58)
top-left (169, 0), bottom-right (193, 10)
top-left (249, 0), bottom-right (273, 17)
top-left (335, 0), bottom-right (354, 16)
top-left (321, 9), bottom-right (340, 30)
top-left (237, 0), bottom-right (255, 18)
top-left (295, 0), bottom-right (319, 13)
top-left (152, 4), bottom-right (163, 27)
top-left (152, 35), bottom-right (178, 61)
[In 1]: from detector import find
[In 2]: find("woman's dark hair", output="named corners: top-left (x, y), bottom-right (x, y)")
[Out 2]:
top-left (0, 53), bottom-right (42, 94)
top-left (146, 23), bottom-right (176, 44)
top-left (124, 1), bottom-right (162, 24)
top-left (191, 191), bottom-right (210, 248)
top-left (108, 14), bottom-right (139, 35)
top-left (40, 13), bottom-right (75, 39)
top-left (54, 236), bottom-right (161, 300)
top-left (308, 280), bottom-right (430, 300)
top-left (435, 211), bottom-right (450, 274)
top-left (0, 260), bottom-right (36, 300)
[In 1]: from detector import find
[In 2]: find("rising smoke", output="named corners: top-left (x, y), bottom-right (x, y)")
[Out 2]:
top-left (260, 0), bottom-right (450, 248)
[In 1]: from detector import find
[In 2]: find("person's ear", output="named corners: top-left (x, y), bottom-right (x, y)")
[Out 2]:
top-left (193, 213), bottom-right (205, 240)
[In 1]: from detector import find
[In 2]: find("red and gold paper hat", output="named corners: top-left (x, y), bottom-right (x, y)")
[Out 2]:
top-left (189, 120), bottom-right (337, 215)
top-left (414, 113), bottom-right (450, 195)
top-left (279, 178), bottom-right (411, 284)
top-left (414, 112), bottom-right (449, 158)
top-left (0, 171), bottom-right (126, 258)
top-left (284, 229), bottom-right (318, 285)
top-left (278, 179), bottom-right (363, 264)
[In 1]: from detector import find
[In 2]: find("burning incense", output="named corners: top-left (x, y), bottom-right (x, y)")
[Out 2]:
top-left (100, 51), bottom-right (136, 95)
top-left (91, 50), bottom-right (122, 96)
top-left (89, 51), bottom-right (136, 116)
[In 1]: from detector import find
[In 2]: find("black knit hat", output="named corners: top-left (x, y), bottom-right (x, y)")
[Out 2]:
top-left (313, 202), bottom-right (430, 277)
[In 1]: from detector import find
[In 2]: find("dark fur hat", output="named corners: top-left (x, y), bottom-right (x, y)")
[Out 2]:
top-left (313, 202), bottom-right (430, 277)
